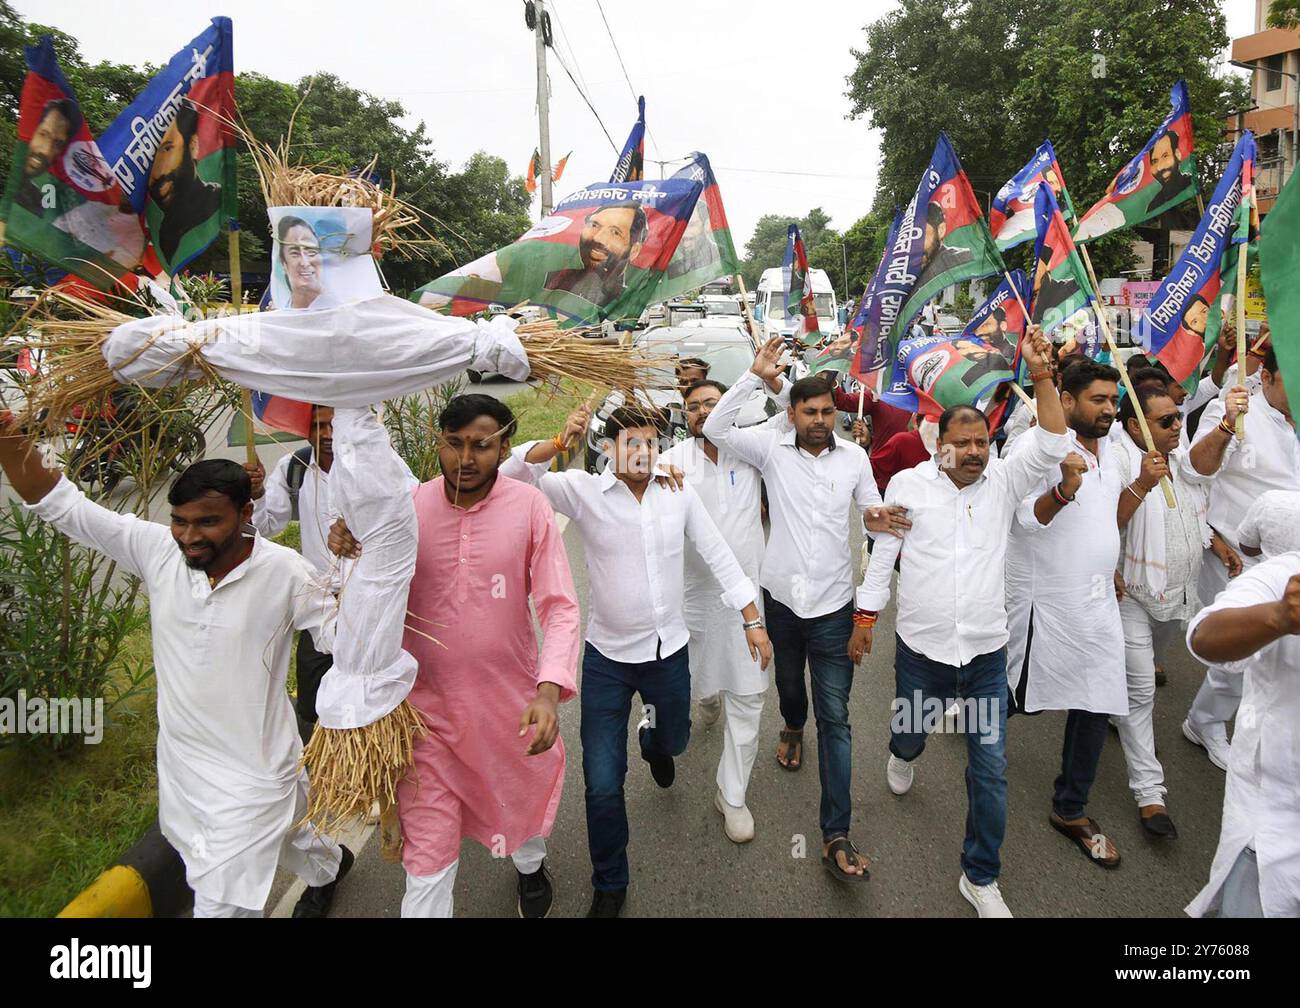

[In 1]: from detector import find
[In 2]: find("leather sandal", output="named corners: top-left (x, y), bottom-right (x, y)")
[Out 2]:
top-left (1050, 812), bottom-right (1121, 868)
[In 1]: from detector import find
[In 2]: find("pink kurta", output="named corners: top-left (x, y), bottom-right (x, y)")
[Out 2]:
top-left (397, 475), bottom-right (581, 875)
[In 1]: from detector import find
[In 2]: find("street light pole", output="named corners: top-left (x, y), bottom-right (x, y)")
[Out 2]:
top-left (532, 1), bottom-right (554, 218)
top-left (840, 241), bottom-right (849, 304)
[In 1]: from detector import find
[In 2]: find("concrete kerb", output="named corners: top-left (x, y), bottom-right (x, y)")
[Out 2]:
top-left (55, 438), bottom-right (587, 918)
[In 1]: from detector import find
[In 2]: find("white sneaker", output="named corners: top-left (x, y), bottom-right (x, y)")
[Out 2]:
top-left (959, 873), bottom-right (1014, 918)
top-left (886, 754), bottom-right (914, 795)
top-left (698, 695), bottom-right (722, 728)
top-left (1182, 718), bottom-right (1230, 771)
top-left (713, 790), bottom-right (755, 843)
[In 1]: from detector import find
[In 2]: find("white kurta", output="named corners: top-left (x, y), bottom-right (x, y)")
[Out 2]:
top-left (660, 437), bottom-right (767, 700)
top-left (1185, 552), bottom-right (1300, 918)
top-left (27, 477), bottom-right (337, 910)
top-left (1005, 430), bottom-right (1128, 715)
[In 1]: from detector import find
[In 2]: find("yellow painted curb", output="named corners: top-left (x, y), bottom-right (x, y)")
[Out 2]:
top-left (57, 865), bottom-right (152, 918)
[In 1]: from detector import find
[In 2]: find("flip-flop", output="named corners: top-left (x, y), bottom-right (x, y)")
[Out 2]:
top-left (1050, 813), bottom-right (1121, 869)
top-left (822, 836), bottom-right (870, 883)
top-left (776, 728), bottom-right (803, 771)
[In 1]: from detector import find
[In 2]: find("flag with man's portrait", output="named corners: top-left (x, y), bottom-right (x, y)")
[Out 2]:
top-left (97, 17), bottom-right (237, 277)
top-left (0, 37), bottom-right (146, 290)
top-left (412, 176), bottom-right (704, 327)
top-left (1141, 131), bottom-right (1255, 383)
top-left (990, 141), bottom-right (1075, 250)
top-left (654, 152), bottom-right (739, 302)
top-left (894, 133), bottom-right (1004, 342)
top-left (1073, 81), bottom-right (1197, 243)
top-left (880, 331), bottom-right (1014, 416)
top-left (1031, 183), bottom-right (1093, 335)
top-left (783, 223), bottom-right (819, 344)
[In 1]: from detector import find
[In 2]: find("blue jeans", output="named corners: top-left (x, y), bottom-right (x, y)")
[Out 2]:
top-left (889, 636), bottom-right (1008, 885)
top-left (1052, 709), bottom-right (1109, 820)
top-left (764, 590), bottom-right (855, 841)
top-left (580, 641), bottom-right (691, 892)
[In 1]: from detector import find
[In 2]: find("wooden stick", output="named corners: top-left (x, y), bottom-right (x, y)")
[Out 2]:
top-left (228, 225), bottom-right (258, 466)
top-left (735, 274), bottom-right (760, 350)
top-left (1233, 212), bottom-right (1250, 442)
top-left (1078, 244), bottom-right (1176, 508)
top-left (1008, 381), bottom-right (1037, 413)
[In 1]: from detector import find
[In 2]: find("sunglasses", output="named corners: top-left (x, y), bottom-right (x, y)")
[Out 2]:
top-left (1151, 413), bottom-right (1182, 430)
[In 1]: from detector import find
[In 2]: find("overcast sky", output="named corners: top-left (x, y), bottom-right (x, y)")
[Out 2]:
top-left (15, 0), bottom-right (1258, 256)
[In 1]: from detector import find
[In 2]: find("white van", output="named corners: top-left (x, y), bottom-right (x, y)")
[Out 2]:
top-left (752, 267), bottom-right (839, 342)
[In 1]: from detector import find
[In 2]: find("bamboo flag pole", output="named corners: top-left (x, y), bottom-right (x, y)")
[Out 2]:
top-left (1078, 243), bottom-right (1176, 508)
top-left (735, 274), bottom-right (760, 351)
top-left (1232, 189), bottom-right (1251, 441)
top-left (228, 223), bottom-right (257, 466)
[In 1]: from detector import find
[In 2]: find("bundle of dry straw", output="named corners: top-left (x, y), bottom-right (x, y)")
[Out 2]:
top-left (300, 700), bottom-right (429, 835)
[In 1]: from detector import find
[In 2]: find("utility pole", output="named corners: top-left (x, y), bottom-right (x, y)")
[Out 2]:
top-left (531, 1), bottom-right (554, 217)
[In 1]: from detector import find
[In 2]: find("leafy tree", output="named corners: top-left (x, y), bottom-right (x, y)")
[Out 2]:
top-left (740, 207), bottom-right (844, 292)
top-left (1268, 1), bottom-right (1300, 29)
top-left (846, 0), bottom-right (1250, 279)
top-left (0, 5), bottom-right (530, 298)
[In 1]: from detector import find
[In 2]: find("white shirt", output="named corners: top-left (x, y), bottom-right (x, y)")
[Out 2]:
top-left (1236, 489), bottom-right (1300, 560)
top-left (1004, 430), bottom-right (1127, 714)
top-left (27, 477), bottom-right (336, 910)
top-left (858, 424), bottom-right (1071, 667)
top-left (251, 449), bottom-right (417, 575)
top-left (703, 369), bottom-right (884, 618)
top-left (503, 451), bottom-right (756, 663)
top-left (660, 437), bottom-right (767, 697)
top-left (1185, 552), bottom-right (1300, 918)
top-left (1184, 386), bottom-right (1300, 549)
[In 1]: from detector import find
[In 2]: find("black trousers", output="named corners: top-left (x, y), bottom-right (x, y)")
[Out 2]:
top-left (295, 630), bottom-right (334, 744)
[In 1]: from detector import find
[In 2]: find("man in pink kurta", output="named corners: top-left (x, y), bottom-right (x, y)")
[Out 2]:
top-left (335, 394), bottom-right (580, 918)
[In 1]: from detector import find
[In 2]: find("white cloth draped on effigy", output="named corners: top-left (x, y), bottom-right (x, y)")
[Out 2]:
top-left (99, 205), bottom-right (535, 831)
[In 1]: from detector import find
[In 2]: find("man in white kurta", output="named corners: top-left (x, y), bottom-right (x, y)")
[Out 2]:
top-left (660, 378), bottom-right (769, 843)
top-left (0, 425), bottom-right (345, 917)
top-left (1182, 350), bottom-right (1298, 770)
top-left (1004, 359), bottom-right (1127, 869)
top-left (1185, 551), bottom-right (1300, 917)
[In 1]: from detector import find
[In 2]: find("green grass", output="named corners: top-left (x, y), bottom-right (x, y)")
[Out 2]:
top-left (504, 381), bottom-right (595, 447)
top-left (0, 619), bottom-right (159, 918)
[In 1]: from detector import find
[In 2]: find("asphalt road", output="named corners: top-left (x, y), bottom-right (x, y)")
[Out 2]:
top-left (296, 515), bottom-right (1228, 920)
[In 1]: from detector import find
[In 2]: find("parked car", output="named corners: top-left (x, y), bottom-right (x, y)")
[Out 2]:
top-left (583, 322), bottom-right (775, 473)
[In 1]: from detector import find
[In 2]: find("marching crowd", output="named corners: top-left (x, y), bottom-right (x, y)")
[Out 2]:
top-left (1, 319), bottom-right (1297, 920)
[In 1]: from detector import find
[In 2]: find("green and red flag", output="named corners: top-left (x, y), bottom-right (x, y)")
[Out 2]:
top-left (610, 96), bottom-right (645, 183)
top-left (412, 175), bottom-right (704, 327)
top-left (880, 331), bottom-right (1015, 417)
top-left (0, 36), bottom-right (146, 291)
top-left (655, 152), bottom-right (739, 301)
top-left (98, 17), bottom-right (236, 277)
top-left (1031, 182), bottom-right (1094, 335)
top-left (783, 223), bottom-right (819, 344)
top-left (1260, 152), bottom-right (1300, 415)
top-left (895, 133), bottom-right (1005, 334)
top-left (1202, 152), bottom-right (1263, 375)
top-left (1074, 81), bottom-right (1197, 244)
top-left (990, 141), bottom-right (1075, 251)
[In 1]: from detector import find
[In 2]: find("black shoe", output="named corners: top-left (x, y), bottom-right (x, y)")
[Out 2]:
top-left (1139, 807), bottom-right (1179, 840)
top-left (517, 861), bottom-right (554, 919)
top-left (586, 888), bottom-right (626, 918)
top-left (639, 725), bottom-right (675, 788)
top-left (292, 844), bottom-right (354, 918)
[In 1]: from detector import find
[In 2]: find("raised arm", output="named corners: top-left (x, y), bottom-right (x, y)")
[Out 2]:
top-left (1001, 328), bottom-right (1071, 502)
top-left (499, 446), bottom-right (585, 520)
top-left (1188, 386), bottom-right (1250, 476)
top-left (250, 454), bottom-right (294, 539)
top-left (0, 417), bottom-right (169, 578)
top-left (701, 336), bottom-right (785, 468)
